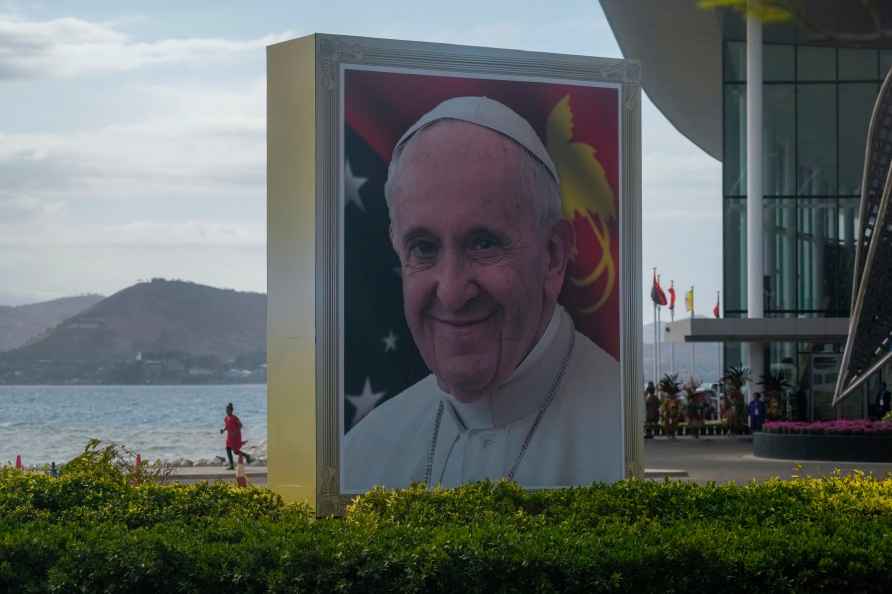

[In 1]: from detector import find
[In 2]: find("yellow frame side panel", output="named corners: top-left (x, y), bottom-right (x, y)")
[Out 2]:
top-left (267, 35), bottom-right (317, 505)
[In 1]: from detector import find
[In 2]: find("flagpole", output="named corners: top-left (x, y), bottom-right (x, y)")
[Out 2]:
top-left (717, 289), bottom-right (722, 385)
top-left (670, 281), bottom-right (675, 375)
top-left (652, 268), bottom-right (658, 385)
top-left (690, 285), bottom-right (695, 382)
top-left (656, 293), bottom-right (662, 382)
top-left (653, 299), bottom-right (657, 384)
top-left (691, 340), bottom-right (696, 382)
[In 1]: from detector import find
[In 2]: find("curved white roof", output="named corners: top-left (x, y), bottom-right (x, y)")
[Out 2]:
top-left (600, 0), bottom-right (892, 163)
top-left (600, 0), bottom-right (723, 161)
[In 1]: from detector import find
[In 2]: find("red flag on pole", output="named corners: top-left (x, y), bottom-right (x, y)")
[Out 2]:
top-left (650, 271), bottom-right (667, 306)
top-left (668, 281), bottom-right (676, 312)
top-left (713, 291), bottom-right (721, 319)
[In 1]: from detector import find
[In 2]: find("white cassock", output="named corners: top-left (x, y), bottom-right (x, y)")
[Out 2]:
top-left (343, 305), bottom-right (623, 492)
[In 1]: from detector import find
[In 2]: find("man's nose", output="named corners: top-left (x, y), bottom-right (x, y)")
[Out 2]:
top-left (435, 253), bottom-right (479, 312)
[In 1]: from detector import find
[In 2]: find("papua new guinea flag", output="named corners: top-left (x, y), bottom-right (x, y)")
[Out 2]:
top-left (343, 68), bottom-right (621, 431)
top-left (651, 272), bottom-right (668, 306)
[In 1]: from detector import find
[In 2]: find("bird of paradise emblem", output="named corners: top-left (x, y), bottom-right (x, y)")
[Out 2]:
top-left (546, 95), bottom-right (617, 314)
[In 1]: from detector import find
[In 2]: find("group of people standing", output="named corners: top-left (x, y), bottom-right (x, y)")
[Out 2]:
top-left (643, 382), bottom-right (767, 437)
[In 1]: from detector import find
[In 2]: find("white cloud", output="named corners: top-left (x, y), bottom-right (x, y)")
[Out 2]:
top-left (0, 192), bottom-right (65, 221)
top-left (0, 219), bottom-right (264, 248)
top-left (412, 17), bottom-right (621, 57)
top-left (0, 7), bottom-right (724, 306)
top-left (0, 243), bottom-right (267, 301)
top-left (0, 78), bottom-right (265, 199)
top-left (638, 94), bottom-right (722, 316)
top-left (97, 220), bottom-right (265, 247)
top-left (0, 14), bottom-right (291, 79)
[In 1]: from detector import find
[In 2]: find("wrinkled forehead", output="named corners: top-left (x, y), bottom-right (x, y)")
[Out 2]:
top-left (389, 122), bottom-right (543, 242)
top-left (392, 121), bottom-right (536, 206)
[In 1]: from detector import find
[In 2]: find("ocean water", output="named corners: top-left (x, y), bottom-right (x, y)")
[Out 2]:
top-left (0, 384), bottom-right (267, 466)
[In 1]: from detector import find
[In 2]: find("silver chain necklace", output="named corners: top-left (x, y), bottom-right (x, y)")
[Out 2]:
top-left (424, 331), bottom-right (576, 486)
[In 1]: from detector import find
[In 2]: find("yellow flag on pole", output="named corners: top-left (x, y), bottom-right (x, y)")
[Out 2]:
top-left (685, 287), bottom-right (694, 314)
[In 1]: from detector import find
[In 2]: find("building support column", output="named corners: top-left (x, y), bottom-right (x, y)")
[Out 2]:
top-left (748, 342), bottom-right (765, 401)
top-left (746, 12), bottom-right (765, 395)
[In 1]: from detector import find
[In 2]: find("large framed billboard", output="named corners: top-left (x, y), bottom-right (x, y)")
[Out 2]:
top-left (268, 34), bottom-right (642, 514)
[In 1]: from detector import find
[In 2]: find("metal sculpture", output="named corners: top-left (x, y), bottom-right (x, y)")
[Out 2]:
top-left (834, 67), bottom-right (892, 406)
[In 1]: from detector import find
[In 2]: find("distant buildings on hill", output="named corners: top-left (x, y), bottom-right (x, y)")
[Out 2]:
top-left (0, 350), bottom-right (267, 385)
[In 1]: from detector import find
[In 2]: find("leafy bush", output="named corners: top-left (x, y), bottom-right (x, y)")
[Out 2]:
top-left (63, 438), bottom-right (183, 484)
top-left (2, 454), bottom-right (892, 593)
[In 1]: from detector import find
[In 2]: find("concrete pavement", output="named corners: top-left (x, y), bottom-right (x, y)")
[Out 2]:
top-left (644, 435), bottom-right (892, 483)
top-left (169, 465), bottom-right (267, 485)
top-left (166, 437), bottom-right (892, 487)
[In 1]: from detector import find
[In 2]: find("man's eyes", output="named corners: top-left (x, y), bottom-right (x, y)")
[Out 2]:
top-left (403, 233), bottom-right (505, 264)
top-left (407, 240), bottom-right (439, 261)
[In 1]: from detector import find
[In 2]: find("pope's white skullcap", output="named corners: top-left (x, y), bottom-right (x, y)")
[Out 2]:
top-left (393, 96), bottom-right (558, 183)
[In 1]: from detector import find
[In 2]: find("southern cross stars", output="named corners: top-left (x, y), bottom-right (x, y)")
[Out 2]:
top-left (345, 159), bottom-right (368, 212)
top-left (382, 330), bottom-right (398, 352)
top-left (346, 377), bottom-right (386, 424)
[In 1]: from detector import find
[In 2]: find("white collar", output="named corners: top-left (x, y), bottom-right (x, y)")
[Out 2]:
top-left (442, 305), bottom-right (571, 430)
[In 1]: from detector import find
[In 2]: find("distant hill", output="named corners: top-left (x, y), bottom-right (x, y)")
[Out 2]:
top-left (2, 279), bottom-right (266, 364)
top-left (0, 295), bottom-right (105, 352)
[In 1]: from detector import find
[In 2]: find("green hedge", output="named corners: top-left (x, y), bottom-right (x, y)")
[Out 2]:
top-left (2, 466), bottom-right (892, 593)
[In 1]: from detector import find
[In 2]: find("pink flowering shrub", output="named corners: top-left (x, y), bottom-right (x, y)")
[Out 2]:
top-left (763, 420), bottom-right (892, 435)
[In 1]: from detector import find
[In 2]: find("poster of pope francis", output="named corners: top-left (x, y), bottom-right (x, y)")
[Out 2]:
top-left (341, 66), bottom-right (624, 492)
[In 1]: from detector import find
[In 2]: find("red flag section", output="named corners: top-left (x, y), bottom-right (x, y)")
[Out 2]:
top-left (668, 282), bottom-right (676, 311)
top-left (345, 69), bottom-right (621, 360)
top-left (650, 272), bottom-right (668, 306)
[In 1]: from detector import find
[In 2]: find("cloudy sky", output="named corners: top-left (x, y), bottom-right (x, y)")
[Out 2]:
top-left (0, 0), bottom-right (721, 319)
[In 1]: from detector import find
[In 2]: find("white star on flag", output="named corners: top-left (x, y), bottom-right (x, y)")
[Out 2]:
top-left (346, 377), bottom-right (386, 424)
top-left (382, 330), bottom-right (398, 352)
top-left (345, 159), bottom-right (368, 212)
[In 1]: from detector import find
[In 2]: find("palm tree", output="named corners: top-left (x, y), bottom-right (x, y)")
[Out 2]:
top-left (721, 366), bottom-right (751, 393)
top-left (758, 371), bottom-right (792, 420)
top-left (658, 373), bottom-right (682, 438)
top-left (658, 373), bottom-right (681, 397)
top-left (683, 377), bottom-right (705, 437)
top-left (721, 366), bottom-right (751, 434)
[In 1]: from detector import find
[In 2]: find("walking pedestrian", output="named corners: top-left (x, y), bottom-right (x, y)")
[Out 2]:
top-left (220, 402), bottom-right (253, 470)
top-left (748, 392), bottom-right (766, 433)
top-left (644, 382), bottom-right (660, 438)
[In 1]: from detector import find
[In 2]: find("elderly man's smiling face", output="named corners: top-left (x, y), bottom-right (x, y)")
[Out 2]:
top-left (388, 120), bottom-right (571, 402)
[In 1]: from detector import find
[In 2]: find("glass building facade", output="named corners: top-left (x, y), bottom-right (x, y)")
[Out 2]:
top-left (722, 34), bottom-right (892, 418)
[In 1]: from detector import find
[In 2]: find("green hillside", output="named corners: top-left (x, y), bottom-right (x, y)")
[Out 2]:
top-left (0, 295), bottom-right (104, 352)
top-left (0, 279), bottom-right (267, 384)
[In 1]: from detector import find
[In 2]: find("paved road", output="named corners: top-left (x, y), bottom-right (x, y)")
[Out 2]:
top-left (644, 435), bottom-right (892, 483)
top-left (167, 437), bottom-right (892, 487)
top-left (169, 465), bottom-right (267, 485)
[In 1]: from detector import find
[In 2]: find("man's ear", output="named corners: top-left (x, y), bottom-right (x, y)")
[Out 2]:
top-left (543, 218), bottom-right (574, 302)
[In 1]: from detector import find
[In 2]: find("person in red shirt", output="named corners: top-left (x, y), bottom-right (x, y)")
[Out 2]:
top-left (220, 402), bottom-right (253, 470)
